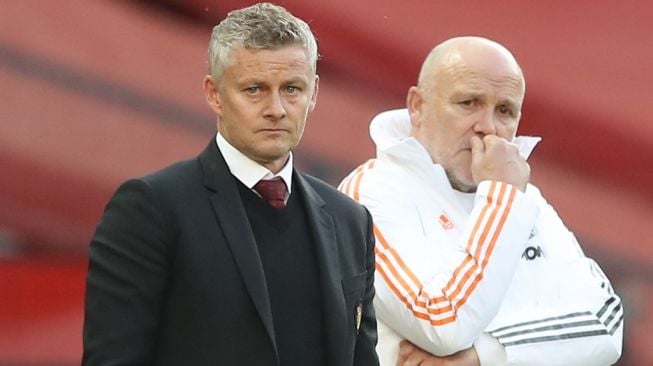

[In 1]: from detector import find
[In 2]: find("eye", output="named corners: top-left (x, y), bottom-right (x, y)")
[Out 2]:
top-left (497, 105), bottom-right (514, 116)
top-left (286, 86), bottom-right (300, 94)
top-left (457, 98), bottom-right (478, 109)
top-left (244, 87), bottom-right (259, 94)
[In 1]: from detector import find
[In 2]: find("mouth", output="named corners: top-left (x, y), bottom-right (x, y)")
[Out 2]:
top-left (259, 128), bottom-right (288, 134)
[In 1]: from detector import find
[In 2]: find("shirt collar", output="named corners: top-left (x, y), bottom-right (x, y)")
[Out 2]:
top-left (215, 133), bottom-right (293, 193)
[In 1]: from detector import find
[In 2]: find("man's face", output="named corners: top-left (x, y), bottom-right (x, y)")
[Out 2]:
top-left (204, 44), bottom-right (318, 172)
top-left (409, 49), bottom-right (524, 192)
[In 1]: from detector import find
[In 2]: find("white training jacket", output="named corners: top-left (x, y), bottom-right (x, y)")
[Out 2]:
top-left (339, 109), bottom-right (623, 366)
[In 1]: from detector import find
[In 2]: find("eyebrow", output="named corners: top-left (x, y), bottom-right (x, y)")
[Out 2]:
top-left (450, 92), bottom-right (521, 111)
top-left (235, 77), bottom-right (264, 86)
top-left (283, 76), bottom-right (310, 85)
top-left (450, 91), bottom-right (482, 101)
top-left (236, 76), bottom-right (309, 86)
top-left (500, 98), bottom-right (521, 111)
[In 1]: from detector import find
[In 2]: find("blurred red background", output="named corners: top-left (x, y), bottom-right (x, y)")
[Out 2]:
top-left (1, 0), bottom-right (651, 364)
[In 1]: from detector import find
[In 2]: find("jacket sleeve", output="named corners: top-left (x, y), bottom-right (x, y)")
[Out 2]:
top-left (341, 163), bottom-right (540, 357)
top-left (353, 208), bottom-right (381, 365)
top-left (484, 193), bottom-right (623, 366)
top-left (82, 178), bottom-right (172, 365)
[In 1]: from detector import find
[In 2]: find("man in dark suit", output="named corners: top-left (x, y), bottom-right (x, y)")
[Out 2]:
top-left (82, 3), bottom-right (378, 365)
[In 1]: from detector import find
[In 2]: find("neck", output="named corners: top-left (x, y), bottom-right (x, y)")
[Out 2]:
top-left (258, 155), bottom-right (290, 174)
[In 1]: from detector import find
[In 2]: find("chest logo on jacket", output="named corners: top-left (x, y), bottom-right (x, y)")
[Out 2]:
top-left (522, 245), bottom-right (544, 260)
top-left (438, 213), bottom-right (454, 230)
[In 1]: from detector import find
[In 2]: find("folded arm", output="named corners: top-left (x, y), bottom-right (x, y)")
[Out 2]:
top-left (340, 161), bottom-right (539, 357)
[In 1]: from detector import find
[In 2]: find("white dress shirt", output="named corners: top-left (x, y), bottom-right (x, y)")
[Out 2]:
top-left (216, 134), bottom-right (293, 202)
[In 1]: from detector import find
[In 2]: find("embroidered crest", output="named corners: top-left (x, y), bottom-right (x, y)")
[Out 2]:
top-left (438, 213), bottom-right (454, 230)
top-left (355, 302), bottom-right (363, 334)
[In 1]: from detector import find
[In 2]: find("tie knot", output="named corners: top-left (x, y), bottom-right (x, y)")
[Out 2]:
top-left (253, 178), bottom-right (287, 209)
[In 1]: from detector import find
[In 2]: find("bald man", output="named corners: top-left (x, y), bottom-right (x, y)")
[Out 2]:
top-left (339, 37), bottom-right (623, 365)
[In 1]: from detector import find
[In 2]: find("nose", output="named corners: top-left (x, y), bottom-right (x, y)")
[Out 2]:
top-left (263, 91), bottom-right (286, 120)
top-left (473, 108), bottom-right (497, 136)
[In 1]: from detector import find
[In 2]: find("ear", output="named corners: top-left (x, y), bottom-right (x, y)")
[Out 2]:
top-left (308, 74), bottom-right (319, 113)
top-left (203, 75), bottom-right (223, 116)
top-left (406, 86), bottom-right (423, 127)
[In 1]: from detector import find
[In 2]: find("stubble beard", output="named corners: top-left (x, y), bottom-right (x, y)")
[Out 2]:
top-left (445, 166), bottom-right (477, 193)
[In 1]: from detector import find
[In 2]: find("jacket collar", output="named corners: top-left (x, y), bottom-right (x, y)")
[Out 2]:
top-left (198, 139), bottom-right (280, 363)
top-left (199, 139), bottom-right (346, 366)
top-left (370, 109), bottom-right (453, 189)
top-left (369, 108), bottom-right (541, 191)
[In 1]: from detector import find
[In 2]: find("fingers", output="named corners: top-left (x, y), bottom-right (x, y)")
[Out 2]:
top-left (403, 350), bottom-right (431, 366)
top-left (395, 341), bottom-right (480, 366)
top-left (396, 340), bottom-right (417, 366)
top-left (396, 341), bottom-right (446, 366)
top-left (470, 135), bottom-right (530, 191)
top-left (470, 135), bottom-right (484, 155)
top-left (399, 340), bottom-right (417, 355)
top-left (483, 135), bottom-right (518, 155)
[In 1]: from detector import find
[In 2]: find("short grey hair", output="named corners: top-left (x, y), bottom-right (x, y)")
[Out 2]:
top-left (208, 3), bottom-right (318, 79)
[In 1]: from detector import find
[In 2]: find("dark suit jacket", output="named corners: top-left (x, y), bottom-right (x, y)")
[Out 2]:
top-left (82, 139), bottom-right (379, 366)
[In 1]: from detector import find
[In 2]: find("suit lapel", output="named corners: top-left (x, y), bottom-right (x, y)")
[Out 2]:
top-left (295, 172), bottom-right (348, 366)
top-left (198, 141), bottom-right (278, 361)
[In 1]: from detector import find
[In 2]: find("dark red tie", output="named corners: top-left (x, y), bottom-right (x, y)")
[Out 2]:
top-left (253, 178), bottom-right (287, 209)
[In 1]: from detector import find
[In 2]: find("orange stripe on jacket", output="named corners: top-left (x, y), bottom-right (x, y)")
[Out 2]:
top-left (353, 160), bottom-right (375, 202)
top-left (454, 184), bottom-right (518, 310)
top-left (481, 185), bottom-right (517, 269)
top-left (375, 183), bottom-right (516, 326)
top-left (346, 162), bottom-right (516, 326)
top-left (473, 182), bottom-right (505, 260)
top-left (437, 181), bottom-right (496, 304)
top-left (339, 159), bottom-right (375, 198)
top-left (374, 227), bottom-right (423, 290)
top-left (441, 182), bottom-right (500, 301)
top-left (443, 183), bottom-right (513, 311)
top-left (376, 249), bottom-right (457, 324)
